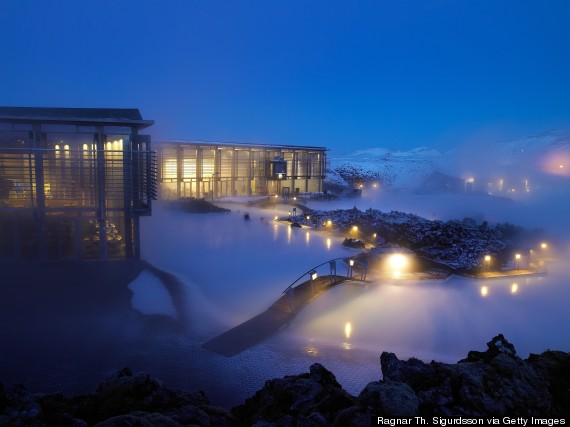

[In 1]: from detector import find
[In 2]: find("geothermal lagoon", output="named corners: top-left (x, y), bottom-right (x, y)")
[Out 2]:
top-left (131, 191), bottom-right (570, 407)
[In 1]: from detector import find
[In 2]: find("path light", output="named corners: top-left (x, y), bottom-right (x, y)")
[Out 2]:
top-left (484, 255), bottom-right (491, 271)
top-left (348, 259), bottom-right (354, 278)
top-left (344, 322), bottom-right (352, 339)
top-left (388, 253), bottom-right (408, 278)
top-left (309, 270), bottom-right (318, 295)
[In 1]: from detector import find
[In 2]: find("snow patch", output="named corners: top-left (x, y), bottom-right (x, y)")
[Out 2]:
top-left (127, 270), bottom-right (178, 319)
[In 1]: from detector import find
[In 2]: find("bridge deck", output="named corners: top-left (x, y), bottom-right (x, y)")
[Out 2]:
top-left (202, 275), bottom-right (353, 356)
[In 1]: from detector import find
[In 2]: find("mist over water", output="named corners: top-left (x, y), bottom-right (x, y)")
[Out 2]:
top-left (135, 190), bottom-right (570, 403)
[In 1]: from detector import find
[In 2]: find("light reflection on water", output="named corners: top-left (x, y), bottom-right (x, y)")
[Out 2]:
top-left (141, 199), bottom-right (570, 363)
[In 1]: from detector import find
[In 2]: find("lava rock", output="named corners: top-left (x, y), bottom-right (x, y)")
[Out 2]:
top-left (380, 334), bottom-right (552, 417)
top-left (358, 380), bottom-right (419, 416)
top-left (232, 363), bottom-right (356, 426)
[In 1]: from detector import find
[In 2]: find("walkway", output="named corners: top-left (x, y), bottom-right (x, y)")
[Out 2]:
top-left (202, 274), bottom-right (354, 356)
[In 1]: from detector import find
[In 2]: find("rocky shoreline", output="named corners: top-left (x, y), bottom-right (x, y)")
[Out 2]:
top-left (2, 335), bottom-right (568, 426)
top-left (288, 206), bottom-right (549, 271)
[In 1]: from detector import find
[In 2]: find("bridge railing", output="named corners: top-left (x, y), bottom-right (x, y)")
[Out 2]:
top-left (282, 256), bottom-right (364, 295)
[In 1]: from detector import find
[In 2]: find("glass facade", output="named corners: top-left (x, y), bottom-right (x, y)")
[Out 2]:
top-left (0, 108), bottom-right (156, 260)
top-left (156, 141), bottom-right (327, 199)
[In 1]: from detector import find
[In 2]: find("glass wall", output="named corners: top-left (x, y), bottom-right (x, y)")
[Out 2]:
top-left (0, 124), bottom-right (154, 260)
top-left (156, 142), bottom-right (326, 199)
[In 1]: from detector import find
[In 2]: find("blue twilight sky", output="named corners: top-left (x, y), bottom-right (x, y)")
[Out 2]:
top-left (1, 0), bottom-right (569, 155)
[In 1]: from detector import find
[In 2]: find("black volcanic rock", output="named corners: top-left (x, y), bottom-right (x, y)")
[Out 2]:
top-left (231, 363), bottom-right (356, 426)
top-left (169, 197), bottom-right (230, 213)
top-left (527, 350), bottom-right (570, 417)
top-left (381, 334), bottom-right (552, 417)
top-left (1, 337), bottom-right (569, 424)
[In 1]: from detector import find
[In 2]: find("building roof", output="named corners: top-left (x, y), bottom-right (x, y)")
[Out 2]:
top-left (0, 107), bottom-right (153, 129)
top-left (156, 139), bottom-right (327, 152)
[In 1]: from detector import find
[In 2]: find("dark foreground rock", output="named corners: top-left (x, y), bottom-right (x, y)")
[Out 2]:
top-left (380, 334), bottom-right (553, 417)
top-left (169, 197), bottom-right (231, 213)
top-left (1, 336), bottom-right (569, 426)
top-left (0, 367), bottom-right (235, 427)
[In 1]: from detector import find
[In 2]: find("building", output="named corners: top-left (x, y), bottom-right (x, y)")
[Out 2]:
top-left (156, 140), bottom-right (327, 199)
top-left (0, 107), bottom-right (156, 260)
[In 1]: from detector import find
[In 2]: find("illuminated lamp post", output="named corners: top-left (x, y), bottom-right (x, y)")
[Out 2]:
top-left (309, 270), bottom-right (318, 294)
top-left (484, 255), bottom-right (491, 272)
top-left (348, 259), bottom-right (354, 278)
top-left (514, 253), bottom-right (521, 270)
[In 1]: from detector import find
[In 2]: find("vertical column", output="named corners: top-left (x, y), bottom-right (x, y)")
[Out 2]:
top-left (305, 152), bottom-right (310, 193)
top-left (214, 147), bottom-right (221, 198)
top-left (33, 126), bottom-right (47, 260)
top-left (247, 149), bottom-right (252, 195)
top-left (197, 146), bottom-right (203, 198)
top-left (231, 148), bottom-right (237, 196)
top-left (291, 151), bottom-right (297, 195)
top-left (176, 145), bottom-right (183, 199)
top-left (95, 129), bottom-right (107, 259)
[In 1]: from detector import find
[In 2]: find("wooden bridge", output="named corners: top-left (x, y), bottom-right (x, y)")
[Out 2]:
top-left (203, 258), bottom-right (363, 356)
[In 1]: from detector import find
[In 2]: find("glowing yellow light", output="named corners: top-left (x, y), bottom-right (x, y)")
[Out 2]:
top-left (388, 253), bottom-right (407, 270)
top-left (466, 177), bottom-right (475, 183)
top-left (373, 183), bottom-right (378, 188)
top-left (311, 271), bottom-right (318, 281)
top-left (484, 255), bottom-right (491, 262)
top-left (560, 165), bottom-right (564, 169)
top-left (352, 225), bottom-right (358, 232)
top-left (293, 196), bottom-right (297, 200)
top-left (393, 270), bottom-right (401, 277)
top-left (515, 253), bottom-right (521, 260)
top-left (274, 194), bottom-right (278, 198)
top-left (541, 243), bottom-right (548, 249)
top-left (349, 259), bottom-right (354, 266)
top-left (305, 231), bottom-right (310, 244)
top-left (481, 286), bottom-right (488, 297)
top-left (274, 216), bottom-right (278, 221)
top-left (54, 144), bottom-right (60, 150)
top-left (344, 322), bottom-right (352, 339)
top-left (373, 233), bottom-right (377, 238)
top-left (306, 215), bottom-right (310, 220)
top-left (359, 184), bottom-right (363, 188)
top-left (511, 283), bottom-right (519, 294)
top-left (326, 220), bottom-right (332, 226)
top-left (326, 238), bottom-right (331, 250)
